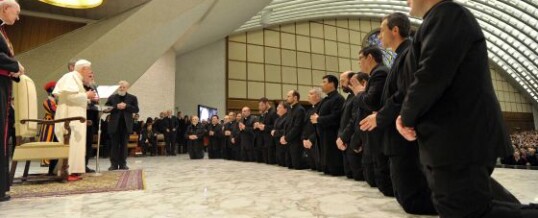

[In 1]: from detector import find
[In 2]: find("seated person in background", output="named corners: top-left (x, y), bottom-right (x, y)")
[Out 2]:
top-left (513, 152), bottom-right (528, 166)
top-left (527, 148), bottom-right (538, 166)
top-left (140, 118), bottom-right (157, 156)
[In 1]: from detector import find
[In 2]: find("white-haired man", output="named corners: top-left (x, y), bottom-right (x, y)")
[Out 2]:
top-left (0, 0), bottom-right (23, 202)
top-left (106, 81), bottom-right (139, 170)
top-left (53, 59), bottom-right (97, 182)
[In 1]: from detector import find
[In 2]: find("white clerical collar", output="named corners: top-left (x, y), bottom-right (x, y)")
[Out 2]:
top-left (0, 18), bottom-right (5, 26)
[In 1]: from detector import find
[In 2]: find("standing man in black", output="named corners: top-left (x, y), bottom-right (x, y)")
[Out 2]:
top-left (273, 102), bottom-right (289, 167)
top-left (163, 110), bottom-right (179, 155)
top-left (356, 46), bottom-right (394, 196)
top-left (360, 13), bottom-right (435, 215)
top-left (281, 90), bottom-right (306, 170)
top-left (0, 0), bottom-right (23, 202)
top-left (302, 88), bottom-right (322, 171)
top-left (310, 75), bottom-right (344, 176)
top-left (336, 71), bottom-right (357, 179)
top-left (106, 81), bottom-right (139, 170)
top-left (84, 73), bottom-right (98, 173)
top-left (256, 97), bottom-right (278, 164)
top-left (223, 112), bottom-right (236, 160)
top-left (397, 0), bottom-right (537, 217)
top-left (239, 107), bottom-right (257, 162)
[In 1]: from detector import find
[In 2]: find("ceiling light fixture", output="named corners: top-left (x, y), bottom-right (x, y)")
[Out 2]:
top-left (39, 0), bottom-right (103, 9)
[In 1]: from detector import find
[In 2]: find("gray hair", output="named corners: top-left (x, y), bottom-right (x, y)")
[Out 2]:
top-left (309, 87), bottom-right (322, 97)
top-left (119, 80), bottom-right (130, 87)
top-left (74, 59), bottom-right (91, 72)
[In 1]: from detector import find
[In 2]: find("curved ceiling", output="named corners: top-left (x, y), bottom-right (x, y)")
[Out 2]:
top-left (234, 0), bottom-right (538, 104)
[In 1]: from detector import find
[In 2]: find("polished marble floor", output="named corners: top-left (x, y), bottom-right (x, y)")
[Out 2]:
top-left (1, 154), bottom-right (537, 218)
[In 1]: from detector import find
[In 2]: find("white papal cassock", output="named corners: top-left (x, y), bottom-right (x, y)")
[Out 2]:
top-left (53, 71), bottom-right (87, 174)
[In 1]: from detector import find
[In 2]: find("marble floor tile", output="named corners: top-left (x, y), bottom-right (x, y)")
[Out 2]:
top-left (0, 155), bottom-right (536, 218)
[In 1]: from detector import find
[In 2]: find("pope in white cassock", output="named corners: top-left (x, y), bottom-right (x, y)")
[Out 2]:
top-left (53, 59), bottom-right (97, 181)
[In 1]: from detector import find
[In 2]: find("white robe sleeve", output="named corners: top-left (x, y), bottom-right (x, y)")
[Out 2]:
top-left (53, 73), bottom-right (87, 107)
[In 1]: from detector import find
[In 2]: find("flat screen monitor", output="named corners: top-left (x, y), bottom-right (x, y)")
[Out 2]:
top-left (198, 105), bottom-right (218, 122)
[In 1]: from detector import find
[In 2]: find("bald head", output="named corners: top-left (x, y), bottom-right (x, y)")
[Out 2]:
top-left (241, 107), bottom-right (251, 117)
top-left (340, 70), bottom-right (354, 93)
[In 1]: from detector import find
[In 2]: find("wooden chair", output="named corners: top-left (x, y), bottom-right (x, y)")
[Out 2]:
top-left (156, 134), bottom-right (166, 155)
top-left (9, 75), bottom-right (86, 183)
top-left (128, 133), bottom-right (139, 156)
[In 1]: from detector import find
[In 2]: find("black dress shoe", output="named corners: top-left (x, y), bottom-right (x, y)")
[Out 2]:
top-left (108, 166), bottom-right (118, 171)
top-left (119, 165), bottom-right (129, 170)
top-left (86, 167), bottom-right (96, 173)
top-left (0, 195), bottom-right (11, 202)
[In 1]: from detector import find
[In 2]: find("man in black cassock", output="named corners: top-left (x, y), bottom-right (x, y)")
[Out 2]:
top-left (302, 88), bottom-right (322, 171)
top-left (0, 0), bottom-right (22, 202)
top-left (84, 75), bottom-right (98, 173)
top-left (207, 115), bottom-right (223, 159)
top-left (397, 0), bottom-right (538, 217)
top-left (163, 110), bottom-right (179, 155)
top-left (239, 107), bottom-right (257, 162)
top-left (360, 13), bottom-right (435, 215)
top-left (281, 90), bottom-right (306, 170)
top-left (356, 46), bottom-right (394, 196)
top-left (310, 75), bottom-right (344, 176)
top-left (106, 81), bottom-right (139, 170)
top-left (222, 112), bottom-right (236, 160)
top-left (256, 97), bottom-right (278, 164)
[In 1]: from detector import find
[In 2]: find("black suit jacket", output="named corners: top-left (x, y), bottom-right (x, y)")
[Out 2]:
top-left (258, 107), bottom-right (278, 147)
top-left (376, 39), bottom-right (416, 156)
top-left (357, 65), bottom-right (389, 154)
top-left (239, 115), bottom-right (258, 148)
top-left (284, 103), bottom-right (305, 145)
top-left (106, 93), bottom-right (139, 135)
top-left (400, 0), bottom-right (512, 166)
top-left (163, 116), bottom-right (180, 133)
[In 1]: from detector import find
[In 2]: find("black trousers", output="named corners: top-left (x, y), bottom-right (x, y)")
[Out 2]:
top-left (362, 151), bottom-right (376, 188)
top-left (187, 141), bottom-right (204, 159)
top-left (289, 142), bottom-right (307, 170)
top-left (241, 145), bottom-right (256, 162)
top-left (305, 144), bottom-right (320, 171)
top-left (0, 77), bottom-right (11, 197)
top-left (109, 124), bottom-right (129, 168)
top-left (208, 143), bottom-right (221, 159)
top-left (389, 145), bottom-right (437, 215)
top-left (343, 148), bottom-right (364, 181)
top-left (423, 163), bottom-right (537, 218)
top-left (373, 151), bottom-right (394, 197)
top-left (165, 131), bottom-right (176, 155)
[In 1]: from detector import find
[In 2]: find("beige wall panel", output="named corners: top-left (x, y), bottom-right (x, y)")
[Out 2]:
top-left (282, 50), bottom-right (297, 67)
top-left (229, 33), bottom-right (246, 42)
top-left (324, 25), bottom-right (337, 40)
top-left (264, 30), bottom-right (280, 47)
top-left (349, 20), bottom-right (361, 31)
top-left (296, 22), bottom-right (310, 36)
top-left (336, 19), bottom-right (349, 28)
top-left (339, 58), bottom-right (351, 72)
top-left (325, 40), bottom-right (338, 56)
top-left (247, 44), bottom-right (264, 62)
top-left (281, 23), bottom-right (296, 33)
top-left (281, 33), bottom-right (296, 50)
top-left (247, 31), bottom-right (264, 45)
top-left (360, 20), bottom-right (372, 32)
top-left (310, 22), bottom-right (324, 38)
top-left (312, 54), bottom-right (326, 70)
top-left (337, 28), bottom-right (350, 43)
top-left (265, 47), bottom-right (281, 65)
top-left (248, 62), bottom-right (265, 81)
top-left (298, 68), bottom-right (312, 85)
top-left (296, 35), bottom-right (311, 52)
top-left (229, 80), bottom-right (247, 98)
top-left (265, 65), bottom-right (281, 83)
top-left (311, 38), bottom-right (325, 54)
top-left (228, 42), bottom-right (246, 61)
top-left (282, 67), bottom-right (298, 84)
top-left (266, 83), bottom-right (282, 100)
top-left (326, 56), bottom-right (339, 72)
top-left (312, 70), bottom-right (326, 84)
top-left (350, 30), bottom-right (361, 45)
top-left (228, 61), bottom-right (247, 80)
top-left (338, 43), bottom-right (351, 58)
top-left (248, 81), bottom-right (265, 99)
top-left (297, 52), bottom-right (312, 68)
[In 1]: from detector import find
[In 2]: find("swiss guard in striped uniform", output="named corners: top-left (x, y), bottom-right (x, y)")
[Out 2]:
top-left (38, 81), bottom-right (58, 175)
